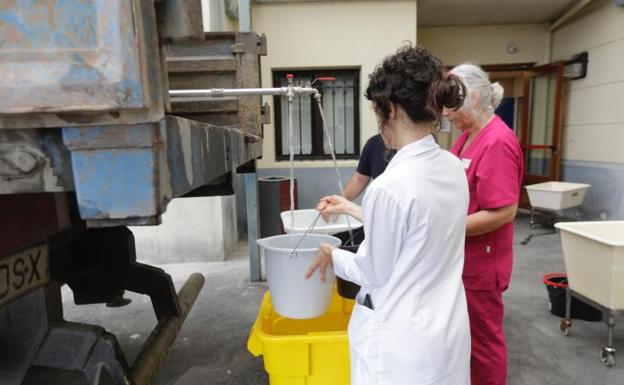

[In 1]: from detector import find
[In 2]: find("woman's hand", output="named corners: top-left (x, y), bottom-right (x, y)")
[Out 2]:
top-left (305, 243), bottom-right (337, 282)
top-left (316, 195), bottom-right (363, 222)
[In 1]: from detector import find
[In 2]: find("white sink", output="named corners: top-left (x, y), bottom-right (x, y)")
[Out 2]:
top-left (525, 181), bottom-right (590, 211)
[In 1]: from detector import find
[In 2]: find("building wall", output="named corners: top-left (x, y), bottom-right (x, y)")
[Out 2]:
top-left (419, 24), bottom-right (550, 151)
top-left (202, 0), bottom-right (240, 31)
top-left (419, 7), bottom-right (624, 219)
top-left (253, 0), bottom-right (418, 170)
top-left (551, 0), bottom-right (624, 219)
top-left (198, 1), bottom-right (623, 221)
top-left (131, 196), bottom-right (239, 264)
top-left (552, 0), bottom-right (624, 164)
top-left (418, 24), bottom-right (551, 67)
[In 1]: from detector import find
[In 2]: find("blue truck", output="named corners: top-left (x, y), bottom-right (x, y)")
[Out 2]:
top-left (0, 2), bottom-right (266, 384)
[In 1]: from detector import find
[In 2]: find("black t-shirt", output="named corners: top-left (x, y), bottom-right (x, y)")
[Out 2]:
top-left (356, 134), bottom-right (396, 179)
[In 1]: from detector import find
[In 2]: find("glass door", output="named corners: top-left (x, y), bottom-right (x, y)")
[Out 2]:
top-left (520, 63), bottom-right (565, 184)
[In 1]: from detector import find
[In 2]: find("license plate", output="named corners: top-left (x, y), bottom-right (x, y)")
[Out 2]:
top-left (0, 244), bottom-right (49, 307)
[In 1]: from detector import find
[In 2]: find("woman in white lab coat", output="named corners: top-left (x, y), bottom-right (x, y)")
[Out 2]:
top-left (306, 45), bottom-right (472, 385)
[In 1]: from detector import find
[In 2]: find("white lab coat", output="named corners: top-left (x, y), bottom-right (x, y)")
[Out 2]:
top-left (332, 135), bottom-right (471, 385)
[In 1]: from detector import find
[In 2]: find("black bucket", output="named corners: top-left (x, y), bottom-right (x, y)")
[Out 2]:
top-left (543, 273), bottom-right (602, 322)
top-left (334, 228), bottom-right (364, 299)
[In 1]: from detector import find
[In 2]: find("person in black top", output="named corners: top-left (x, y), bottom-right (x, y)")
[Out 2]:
top-left (343, 134), bottom-right (396, 200)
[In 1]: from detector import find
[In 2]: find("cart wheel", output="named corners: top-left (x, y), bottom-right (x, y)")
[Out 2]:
top-left (559, 319), bottom-right (571, 336)
top-left (600, 347), bottom-right (616, 367)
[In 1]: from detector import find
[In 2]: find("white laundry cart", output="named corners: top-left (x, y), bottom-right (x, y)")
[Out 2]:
top-left (524, 182), bottom-right (591, 227)
top-left (555, 221), bottom-right (624, 367)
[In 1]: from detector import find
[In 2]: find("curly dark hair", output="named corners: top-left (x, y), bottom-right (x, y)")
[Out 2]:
top-left (365, 44), bottom-right (465, 130)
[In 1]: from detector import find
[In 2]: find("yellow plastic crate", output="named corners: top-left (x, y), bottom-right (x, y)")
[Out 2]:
top-left (247, 290), bottom-right (354, 385)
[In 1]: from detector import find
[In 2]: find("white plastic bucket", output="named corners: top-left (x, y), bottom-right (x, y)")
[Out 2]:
top-left (257, 233), bottom-right (342, 319)
top-left (280, 209), bottom-right (362, 235)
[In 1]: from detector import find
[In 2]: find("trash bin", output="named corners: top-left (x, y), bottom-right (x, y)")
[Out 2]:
top-left (258, 177), bottom-right (297, 237)
top-left (543, 273), bottom-right (602, 322)
top-left (334, 228), bottom-right (364, 299)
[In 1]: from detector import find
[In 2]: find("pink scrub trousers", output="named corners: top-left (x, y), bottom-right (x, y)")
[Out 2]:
top-left (466, 289), bottom-right (506, 385)
top-left (451, 115), bottom-right (524, 385)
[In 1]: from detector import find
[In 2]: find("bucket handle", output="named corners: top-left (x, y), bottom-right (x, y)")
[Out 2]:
top-left (288, 211), bottom-right (322, 258)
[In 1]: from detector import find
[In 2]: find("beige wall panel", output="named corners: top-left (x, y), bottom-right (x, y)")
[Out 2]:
top-left (565, 82), bottom-right (624, 127)
top-left (418, 24), bottom-right (550, 66)
top-left (562, 124), bottom-right (624, 163)
top-left (551, 0), bottom-right (624, 164)
top-left (551, 0), bottom-right (624, 61)
top-left (253, 0), bottom-right (417, 168)
top-left (566, 39), bottom-right (624, 91)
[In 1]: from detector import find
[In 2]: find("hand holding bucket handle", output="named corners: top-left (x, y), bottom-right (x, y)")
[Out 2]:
top-left (305, 243), bottom-right (337, 282)
top-left (316, 195), bottom-right (363, 222)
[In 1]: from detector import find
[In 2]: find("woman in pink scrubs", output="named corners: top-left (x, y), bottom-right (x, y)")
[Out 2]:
top-left (444, 64), bottom-right (524, 385)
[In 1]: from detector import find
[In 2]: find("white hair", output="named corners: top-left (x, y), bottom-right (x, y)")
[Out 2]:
top-left (451, 63), bottom-right (504, 115)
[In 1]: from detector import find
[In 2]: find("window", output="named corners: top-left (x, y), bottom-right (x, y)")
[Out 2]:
top-left (274, 69), bottom-right (360, 160)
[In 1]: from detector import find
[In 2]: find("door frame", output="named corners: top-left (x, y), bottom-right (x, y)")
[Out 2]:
top-left (519, 62), bottom-right (566, 184)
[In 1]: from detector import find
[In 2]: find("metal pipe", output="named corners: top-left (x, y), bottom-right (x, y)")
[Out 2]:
top-left (131, 273), bottom-right (206, 385)
top-left (315, 95), bottom-right (354, 244)
top-left (208, 0), bottom-right (224, 31)
top-left (245, 172), bottom-right (262, 282)
top-left (169, 87), bottom-right (320, 98)
top-left (287, 77), bottom-right (296, 226)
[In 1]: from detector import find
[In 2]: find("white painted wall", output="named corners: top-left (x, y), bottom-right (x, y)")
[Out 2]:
top-left (252, 0), bottom-right (418, 169)
top-left (131, 196), bottom-right (239, 264)
top-left (418, 24), bottom-right (551, 66)
top-left (418, 23), bottom-right (550, 150)
top-left (551, 0), bottom-right (624, 164)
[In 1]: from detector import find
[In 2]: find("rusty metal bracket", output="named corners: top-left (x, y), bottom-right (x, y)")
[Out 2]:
top-left (261, 102), bottom-right (271, 125)
top-left (0, 145), bottom-right (45, 179)
top-left (131, 273), bottom-right (205, 385)
top-left (168, 32), bottom-right (267, 136)
top-left (258, 34), bottom-right (268, 56)
top-left (229, 43), bottom-right (246, 54)
top-left (125, 263), bottom-right (182, 322)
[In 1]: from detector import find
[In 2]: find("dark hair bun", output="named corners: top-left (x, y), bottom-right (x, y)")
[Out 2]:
top-left (365, 44), bottom-right (465, 126)
top-left (427, 72), bottom-right (466, 115)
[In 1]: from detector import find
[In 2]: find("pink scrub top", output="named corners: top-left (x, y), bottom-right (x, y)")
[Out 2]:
top-left (450, 115), bottom-right (524, 291)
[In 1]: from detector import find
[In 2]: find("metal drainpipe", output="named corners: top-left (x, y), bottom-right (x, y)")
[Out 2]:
top-left (239, 0), bottom-right (251, 32)
top-left (208, 0), bottom-right (224, 31)
top-left (238, 0), bottom-right (254, 281)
